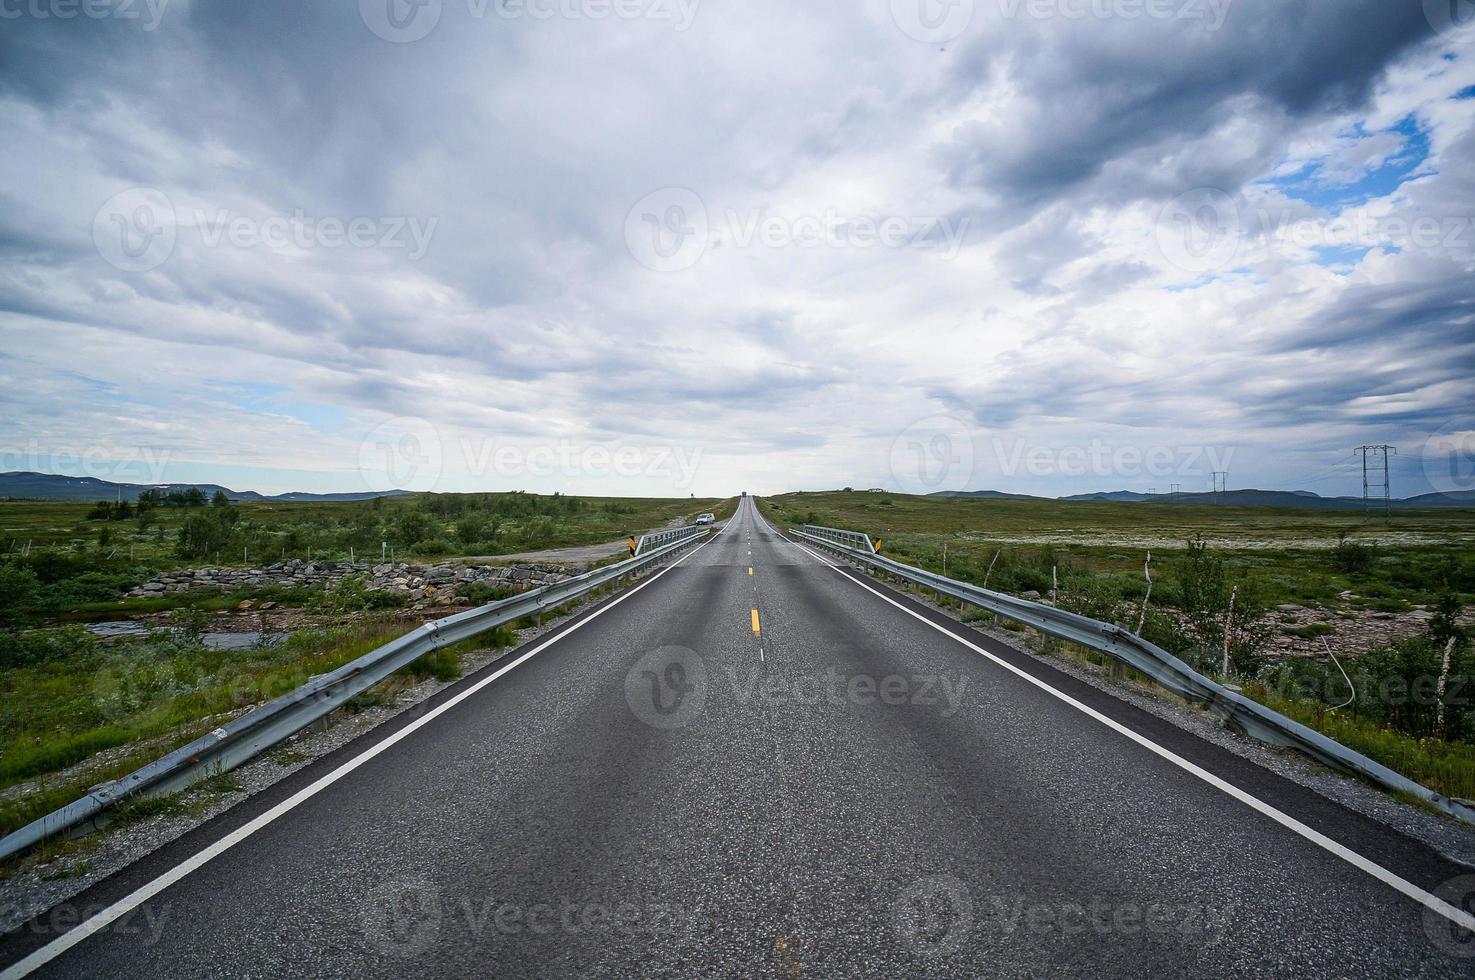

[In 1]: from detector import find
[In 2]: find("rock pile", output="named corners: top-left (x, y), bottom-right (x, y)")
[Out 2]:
top-left (127, 559), bottom-right (585, 608)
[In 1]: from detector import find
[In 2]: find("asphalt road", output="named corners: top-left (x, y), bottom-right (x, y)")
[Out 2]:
top-left (4, 497), bottom-right (1475, 977)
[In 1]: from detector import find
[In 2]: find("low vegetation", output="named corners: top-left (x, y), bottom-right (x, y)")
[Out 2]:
top-left (0, 492), bottom-right (729, 626)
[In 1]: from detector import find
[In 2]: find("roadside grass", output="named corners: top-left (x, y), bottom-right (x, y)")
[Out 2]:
top-left (0, 493), bottom-right (732, 570)
top-left (1246, 685), bottom-right (1475, 802)
top-left (761, 491), bottom-right (1474, 615)
top-left (0, 492), bottom-right (735, 628)
top-left (0, 614), bottom-right (521, 838)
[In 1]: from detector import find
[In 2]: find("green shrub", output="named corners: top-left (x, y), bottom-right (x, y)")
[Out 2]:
top-left (0, 625), bottom-right (97, 670)
top-left (0, 563), bottom-right (39, 625)
top-left (460, 582), bottom-right (517, 607)
top-left (1330, 535), bottom-right (1375, 575)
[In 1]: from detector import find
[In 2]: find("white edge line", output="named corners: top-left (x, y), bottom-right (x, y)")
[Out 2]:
top-left (2, 524), bottom-right (730, 980)
top-left (782, 534), bottom-right (1475, 935)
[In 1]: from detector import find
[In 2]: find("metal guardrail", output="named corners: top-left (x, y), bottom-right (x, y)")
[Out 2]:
top-left (634, 524), bottom-right (706, 557)
top-left (0, 530), bottom-right (710, 863)
top-left (790, 526), bottom-right (1475, 825)
top-left (801, 524), bottom-right (876, 554)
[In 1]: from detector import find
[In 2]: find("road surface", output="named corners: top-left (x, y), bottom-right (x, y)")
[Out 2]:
top-left (3, 497), bottom-right (1473, 977)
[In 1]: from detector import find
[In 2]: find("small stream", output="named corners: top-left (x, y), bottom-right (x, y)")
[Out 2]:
top-left (84, 621), bottom-right (284, 651)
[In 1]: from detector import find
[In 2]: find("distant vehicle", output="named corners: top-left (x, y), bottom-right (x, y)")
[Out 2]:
top-left (695, 512), bottom-right (715, 525)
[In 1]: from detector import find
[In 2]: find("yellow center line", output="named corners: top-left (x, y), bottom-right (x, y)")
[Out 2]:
top-left (751, 608), bottom-right (761, 634)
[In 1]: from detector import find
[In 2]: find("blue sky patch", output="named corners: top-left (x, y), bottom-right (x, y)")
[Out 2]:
top-left (1267, 115), bottom-right (1429, 211)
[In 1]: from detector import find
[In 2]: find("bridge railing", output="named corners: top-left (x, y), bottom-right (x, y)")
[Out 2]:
top-left (634, 524), bottom-right (707, 556)
top-left (800, 524), bottom-right (876, 554)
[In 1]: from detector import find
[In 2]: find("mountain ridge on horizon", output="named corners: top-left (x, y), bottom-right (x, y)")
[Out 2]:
top-left (927, 487), bottom-right (1475, 510)
top-left (0, 471), bottom-right (410, 503)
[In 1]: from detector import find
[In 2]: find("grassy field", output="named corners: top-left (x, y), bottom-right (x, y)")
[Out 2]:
top-left (0, 492), bottom-right (735, 568)
top-left (760, 491), bottom-right (1475, 801)
top-left (763, 491), bottom-right (1475, 612)
top-left (0, 492), bottom-right (735, 626)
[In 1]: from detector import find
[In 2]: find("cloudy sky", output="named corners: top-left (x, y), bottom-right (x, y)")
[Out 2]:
top-left (1, 0), bottom-right (1472, 499)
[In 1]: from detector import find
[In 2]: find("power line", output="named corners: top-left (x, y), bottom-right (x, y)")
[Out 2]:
top-left (1355, 445), bottom-right (1396, 523)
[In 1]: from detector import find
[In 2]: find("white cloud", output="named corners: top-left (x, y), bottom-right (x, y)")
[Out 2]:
top-left (0, 1), bottom-right (1471, 498)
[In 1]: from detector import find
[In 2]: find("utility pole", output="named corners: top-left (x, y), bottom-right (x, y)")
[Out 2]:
top-left (1355, 445), bottom-right (1395, 523)
top-left (1212, 471), bottom-right (1227, 501)
top-left (1169, 483), bottom-right (1181, 504)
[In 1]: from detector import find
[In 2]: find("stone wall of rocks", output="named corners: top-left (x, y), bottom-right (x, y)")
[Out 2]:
top-left (126, 558), bottom-right (586, 608)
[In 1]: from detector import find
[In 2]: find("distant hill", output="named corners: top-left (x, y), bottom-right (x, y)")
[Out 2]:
top-left (926, 485), bottom-right (1475, 510)
top-left (928, 489), bottom-right (1044, 501)
top-left (0, 471), bottom-right (410, 503)
top-left (1059, 488), bottom-right (1475, 510)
